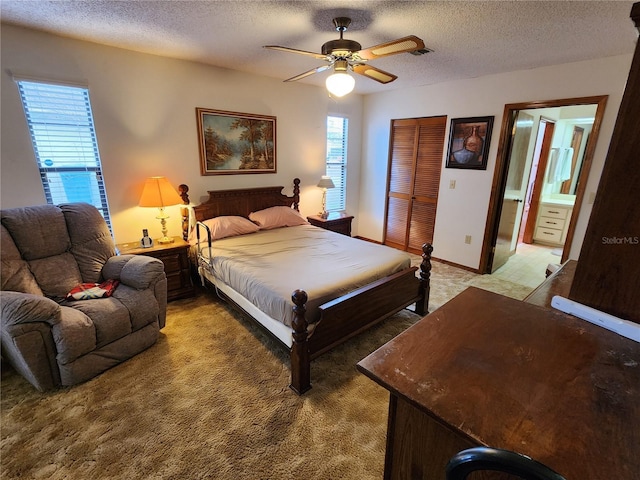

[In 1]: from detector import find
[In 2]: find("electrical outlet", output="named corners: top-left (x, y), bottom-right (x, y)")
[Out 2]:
top-left (449, 180), bottom-right (456, 189)
top-left (465, 235), bottom-right (472, 244)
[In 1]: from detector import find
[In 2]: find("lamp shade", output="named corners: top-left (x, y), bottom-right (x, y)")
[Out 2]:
top-left (138, 176), bottom-right (183, 207)
top-left (317, 175), bottom-right (335, 189)
top-left (325, 72), bottom-right (355, 97)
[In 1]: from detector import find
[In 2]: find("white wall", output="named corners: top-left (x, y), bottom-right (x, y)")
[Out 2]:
top-left (0, 24), bottom-right (363, 243)
top-left (360, 54), bottom-right (632, 269)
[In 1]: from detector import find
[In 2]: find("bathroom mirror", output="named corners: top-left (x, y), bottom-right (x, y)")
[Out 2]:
top-left (541, 104), bottom-right (597, 197)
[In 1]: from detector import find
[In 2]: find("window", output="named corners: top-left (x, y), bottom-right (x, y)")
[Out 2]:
top-left (16, 80), bottom-right (112, 229)
top-left (325, 115), bottom-right (348, 212)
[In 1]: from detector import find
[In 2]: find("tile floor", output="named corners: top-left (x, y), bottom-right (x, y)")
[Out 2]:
top-left (491, 242), bottom-right (562, 289)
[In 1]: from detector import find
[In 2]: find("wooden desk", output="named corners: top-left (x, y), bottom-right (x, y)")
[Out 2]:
top-left (357, 287), bottom-right (640, 480)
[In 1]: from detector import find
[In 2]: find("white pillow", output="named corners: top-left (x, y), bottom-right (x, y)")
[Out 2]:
top-left (188, 216), bottom-right (259, 244)
top-left (249, 206), bottom-right (308, 230)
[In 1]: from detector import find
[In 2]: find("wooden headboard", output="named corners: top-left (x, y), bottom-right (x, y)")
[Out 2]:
top-left (182, 178), bottom-right (301, 238)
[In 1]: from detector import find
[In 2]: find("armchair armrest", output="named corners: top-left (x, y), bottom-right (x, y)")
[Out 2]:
top-left (0, 291), bottom-right (62, 391)
top-left (102, 255), bottom-right (165, 289)
top-left (0, 291), bottom-right (61, 326)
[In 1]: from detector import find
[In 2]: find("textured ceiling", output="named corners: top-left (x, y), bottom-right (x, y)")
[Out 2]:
top-left (1, 1), bottom-right (637, 95)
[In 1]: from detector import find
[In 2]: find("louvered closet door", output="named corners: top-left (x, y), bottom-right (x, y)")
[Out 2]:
top-left (408, 117), bottom-right (446, 252)
top-left (385, 120), bottom-right (417, 251)
top-left (384, 116), bottom-right (446, 255)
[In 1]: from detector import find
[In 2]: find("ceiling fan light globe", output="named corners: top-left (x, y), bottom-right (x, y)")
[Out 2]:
top-left (326, 72), bottom-right (355, 97)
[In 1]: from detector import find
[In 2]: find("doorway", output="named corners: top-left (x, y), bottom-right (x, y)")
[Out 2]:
top-left (480, 96), bottom-right (608, 275)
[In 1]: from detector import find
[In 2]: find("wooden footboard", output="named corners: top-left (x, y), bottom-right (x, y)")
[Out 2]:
top-left (290, 242), bottom-right (432, 394)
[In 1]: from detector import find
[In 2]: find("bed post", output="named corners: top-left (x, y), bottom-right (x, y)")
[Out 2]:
top-left (415, 243), bottom-right (433, 316)
top-left (292, 178), bottom-right (300, 211)
top-left (179, 184), bottom-right (190, 241)
top-left (290, 289), bottom-right (311, 394)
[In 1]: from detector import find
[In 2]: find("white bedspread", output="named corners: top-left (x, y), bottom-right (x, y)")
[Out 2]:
top-left (197, 224), bottom-right (412, 327)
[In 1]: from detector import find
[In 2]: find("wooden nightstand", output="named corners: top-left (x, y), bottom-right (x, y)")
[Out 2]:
top-left (307, 212), bottom-right (354, 236)
top-left (116, 236), bottom-right (195, 301)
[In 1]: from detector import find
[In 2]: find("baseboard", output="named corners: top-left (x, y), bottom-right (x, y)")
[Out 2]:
top-left (432, 257), bottom-right (480, 273)
top-left (355, 236), bottom-right (480, 274)
top-left (354, 235), bottom-right (381, 244)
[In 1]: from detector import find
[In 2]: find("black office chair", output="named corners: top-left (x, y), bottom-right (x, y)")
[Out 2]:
top-left (446, 447), bottom-right (567, 480)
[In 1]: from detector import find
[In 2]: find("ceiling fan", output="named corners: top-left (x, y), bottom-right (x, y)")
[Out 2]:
top-left (264, 17), bottom-right (427, 95)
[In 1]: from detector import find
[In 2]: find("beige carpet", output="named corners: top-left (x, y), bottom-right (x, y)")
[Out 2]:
top-left (1, 261), bottom-right (534, 480)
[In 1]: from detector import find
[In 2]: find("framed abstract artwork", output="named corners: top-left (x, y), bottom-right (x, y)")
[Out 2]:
top-left (196, 108), bottom-right (276, 175)
top-left (445, 116), bottom-right (494, 170)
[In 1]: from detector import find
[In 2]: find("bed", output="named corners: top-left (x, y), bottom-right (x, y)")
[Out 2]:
top-left (181, 178), bottom-right (432, 394)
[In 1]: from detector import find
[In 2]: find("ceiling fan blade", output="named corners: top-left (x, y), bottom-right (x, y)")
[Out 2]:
top-left (284, 64), bottom-right (332, 82)
top-left (354, 35), bottom-right (425, 60)
top-left (352, 64), bottom-right (398, 84)
top-left (263, 45), bottom-right (329, 61)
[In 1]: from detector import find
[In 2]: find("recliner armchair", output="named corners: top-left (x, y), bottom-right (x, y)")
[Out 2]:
top-left (1, 202), bottom-right (167, 391)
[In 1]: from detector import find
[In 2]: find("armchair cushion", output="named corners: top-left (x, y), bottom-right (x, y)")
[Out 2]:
top-left (1, 225), bottom-right (42, 295)
top-left (0, 205), bottom-right (70, 260)
top-left (28, 252), bottom-right (83, 298)
top-left (60, 203), bottom-right (116, 283)
top-left (1, 205), bottom-right (84, 297)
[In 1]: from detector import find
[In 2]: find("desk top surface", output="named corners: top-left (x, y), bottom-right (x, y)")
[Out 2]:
top-left (357, 287), bottom-right (640, 479)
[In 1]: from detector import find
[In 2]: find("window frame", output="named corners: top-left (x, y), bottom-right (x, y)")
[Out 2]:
top-left (15, 78), bottom-right (112, 230)
top-left (325, 115), bottom-right (349, 213)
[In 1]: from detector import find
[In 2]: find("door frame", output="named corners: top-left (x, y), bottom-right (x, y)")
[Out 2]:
top-left (479, 95), bottom-right (608, 274)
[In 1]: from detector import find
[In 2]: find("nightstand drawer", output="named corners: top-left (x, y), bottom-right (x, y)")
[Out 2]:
top-left (166, 270), bottom-right (189, 292)
top-left (326, 222), bottom-right (352, 236)
top-left (155, 251), bottom-right (186, 273)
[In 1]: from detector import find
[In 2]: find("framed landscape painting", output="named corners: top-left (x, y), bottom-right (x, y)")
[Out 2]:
top-left (196, 108), bottom-right (276, 175)
top-left (445, 116), bottom-right (494, 170)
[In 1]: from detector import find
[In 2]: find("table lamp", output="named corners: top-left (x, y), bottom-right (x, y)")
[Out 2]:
top-left (317, 175), bottom-right (335, 219)
top-left (138, 176), bottom-right (183, 244)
